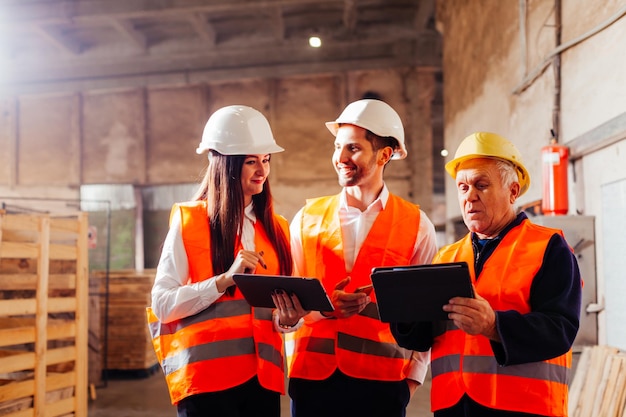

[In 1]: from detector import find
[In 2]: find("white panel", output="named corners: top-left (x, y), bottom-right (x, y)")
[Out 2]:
top-left (533, 215), bottom-right (597, 348)
top-left (601, 179), bottom-right (626, 350)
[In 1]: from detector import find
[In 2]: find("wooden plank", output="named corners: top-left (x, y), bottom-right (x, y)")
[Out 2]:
top-left (46, 372), bottom-right (75, 391)
top-left (0, 320), bottom-right (75, 347)
top-left (1, 407), bottom-right (34, 417)
top-left (0, 300), bottom-right (37, 316)
top-left (605, 356), bottom-right (626, 417)
top-left (0, 352), bottom-right (35, 374)
top-left (34, 215), bottom-right (49, 417)
top-left (612, 356), bottom-right (626, 417)
top-left (0, 274), bottom-right (39, 290)
top-left (1, 230), bottom-right (38, 243)
top-left (568, 345), bottom-right (589, 417)
top-left (44, 396), bottom-right (74, 417)
top-left (46, 347), bottom-right (76, 366)
top-left (0, 215), bottom-right (40, 232)
top-left (48, 298), bottom-right (76, 314)
top-left (0, 379), bottom-right (34, 403)
top-left (0, 326), bottom-right (35, 347)
top-left (0, 242), bottom-right (39, 259)
top-left (596, 355), bottom-right (619, 417)
top-left (0, 274), bottom-right (76, 291)
top-left (576, 346), bottom-right (606, 417)
top-left (48, 244), bottom-right (77, 261)
top-left (49, 217), bottom-right (81, 234)
top-left (47, 322), bottom-right (76, 341)
top-left (74, 212), bottom-right (89, 417)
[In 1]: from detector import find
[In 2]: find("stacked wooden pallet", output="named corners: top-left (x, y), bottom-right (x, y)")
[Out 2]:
top-left (0, 211), bottom-right (89, 417)
top-left (569, 345), bottom-right (626, 417)
top-left (94, 269), bottom-right (158, 374)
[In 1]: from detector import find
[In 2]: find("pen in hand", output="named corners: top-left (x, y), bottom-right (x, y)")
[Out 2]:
top-left (258, 251), bottom-right (267, 269)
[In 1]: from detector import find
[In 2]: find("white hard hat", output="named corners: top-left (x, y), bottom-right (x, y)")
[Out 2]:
top-left (325, 99), bottom-right (407, 160)
top-left (196, 105), bottom-right (284, 155)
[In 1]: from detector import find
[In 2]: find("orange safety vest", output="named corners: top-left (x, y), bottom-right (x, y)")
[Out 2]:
top-left (146, 201), bottom-right (287, 404)
top-left (288, 194), bottom-right (420, 381)
top-left (431, 219), bottom-right (571, 416)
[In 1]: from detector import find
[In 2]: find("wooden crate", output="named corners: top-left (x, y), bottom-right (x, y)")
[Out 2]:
top-left (94, 269), bottom-right (158, 373)
top-left (0, 212), bottom-right (89, 417)
top-left (569, 345), bottom-right (626, 417)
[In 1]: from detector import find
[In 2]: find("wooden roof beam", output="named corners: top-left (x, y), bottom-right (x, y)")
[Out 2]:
top-left (187, 13), bottom-right (217, 47)
top-left (343, 0), bottom-right (357, 33)
top-left (31, 25), bottom-right (82, 55)
top-left (108, 18), bottom-right (147, 51)
top-left (272, 7), bottom-right (285, 42)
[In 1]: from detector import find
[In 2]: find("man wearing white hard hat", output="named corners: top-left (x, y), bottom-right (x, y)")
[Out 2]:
top-left (148, 105), bottom-right (307, 417)
top-left (286, 99), bottom-right (438, 417)
top-left (391, 132), bottom-right (582, 417)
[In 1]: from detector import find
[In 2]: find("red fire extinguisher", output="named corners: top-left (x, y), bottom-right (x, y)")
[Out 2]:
top-left (541, 139), bottom-right (569, 215)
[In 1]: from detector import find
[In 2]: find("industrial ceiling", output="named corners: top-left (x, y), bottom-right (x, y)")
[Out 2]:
top-left (0, 0), bottom-right (441, 89)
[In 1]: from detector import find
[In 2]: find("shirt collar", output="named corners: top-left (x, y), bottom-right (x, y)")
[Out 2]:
top-left (244, 202), bottom-right (257, 223)
top-left (339, 184), bottom-right (389, 211)
top-left (470, 211), bottom-right (527, 243)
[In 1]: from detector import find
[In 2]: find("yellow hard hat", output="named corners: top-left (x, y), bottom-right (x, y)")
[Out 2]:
top-left (445, 132), bottom-right (530, 195)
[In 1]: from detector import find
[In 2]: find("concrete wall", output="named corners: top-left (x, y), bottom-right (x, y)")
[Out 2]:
top-left (436, 0), bottom-right (626, 346)
top-left (0, 69), bottom-right (440, 222)
top-left (0, 67), bottom-right (442, 268)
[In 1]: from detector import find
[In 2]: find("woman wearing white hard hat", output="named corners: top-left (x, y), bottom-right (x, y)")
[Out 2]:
top-left (148, 105), bottom-right (306, 417)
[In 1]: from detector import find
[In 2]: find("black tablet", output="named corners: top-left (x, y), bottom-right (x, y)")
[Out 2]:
top-left (232, 274), bottom-right (334, 312)
top-left (371, 262), bottom-right (474, 322)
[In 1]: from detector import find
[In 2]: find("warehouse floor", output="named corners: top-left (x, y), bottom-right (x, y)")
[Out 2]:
top-left (88, 370), bottom-right (433, 417)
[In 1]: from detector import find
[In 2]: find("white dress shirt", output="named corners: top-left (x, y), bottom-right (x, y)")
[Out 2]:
top-left (289, 185), bottom-right (437, 384)
top-left (150, 203), bottom-right (257, 324)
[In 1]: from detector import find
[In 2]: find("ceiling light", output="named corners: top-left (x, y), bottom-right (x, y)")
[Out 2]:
top-left (309, 36), bottom-right (322, 48)
top-left (440, 149), bottom-right (449, 157)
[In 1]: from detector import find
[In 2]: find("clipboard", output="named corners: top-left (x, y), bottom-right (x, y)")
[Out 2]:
top-left (370, 262), bottom-right (474, 322)
top-left (232, 274), bottom-right (334, 312)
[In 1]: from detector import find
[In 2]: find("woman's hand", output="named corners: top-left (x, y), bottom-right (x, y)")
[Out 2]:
top-left (216, 250), bottom-right (266, 293)
top-left (272, 289), bottom-right (309, 327)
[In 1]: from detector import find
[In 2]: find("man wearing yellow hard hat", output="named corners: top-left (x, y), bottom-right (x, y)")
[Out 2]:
top-left (392, 132), bottom-right (582, 417)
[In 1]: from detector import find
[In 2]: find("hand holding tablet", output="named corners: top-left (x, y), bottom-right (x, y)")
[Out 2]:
top-left (371, 262), bottom-right (474, 322)
top-left (233, 274), bottom-right (335, 312)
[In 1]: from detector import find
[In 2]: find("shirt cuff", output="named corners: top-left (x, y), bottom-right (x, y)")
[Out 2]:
top-left (273, 311), bottom-right (304, 333)
top-left (406, 350), bottom-right (431, 384)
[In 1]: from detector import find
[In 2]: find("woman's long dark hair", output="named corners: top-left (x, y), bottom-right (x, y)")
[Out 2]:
top-left (192, 151), bottom-right (293, 284)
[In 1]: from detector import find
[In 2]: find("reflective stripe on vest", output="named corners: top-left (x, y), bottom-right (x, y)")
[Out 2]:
top-left (288, 193), bottom-right (419, 381)
top-left (148, 201), bottom-right (288, 403)
top-left (431, 219), bottom-right (571, 416)
top-left (431, 354), bottom-right (569, 384)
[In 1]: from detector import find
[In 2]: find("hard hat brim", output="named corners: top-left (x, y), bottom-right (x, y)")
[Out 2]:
top-left (445, 154), bottom-right (530, 196)
top-left (196, 142), bottom-right (285, 155)
top-left (325, 121), bottom-right (407, 160)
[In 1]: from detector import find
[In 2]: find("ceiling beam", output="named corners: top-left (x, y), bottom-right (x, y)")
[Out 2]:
top-left (3, 37), bottom-right (428, 86)
top-left (108, 18), bottom-right (147, 51)
top-left (1, 0), bottom-right (386, 26)
top-left (343, 0), bottom-right (357, 33)
top-left (187, 14), bottom-right (217, 47)
top-left (272, 7), bottom-right (285, 41)
top-left (30, 25), bottom-right (82, 55)
top-left (414, 0), bottom-right (435, 32)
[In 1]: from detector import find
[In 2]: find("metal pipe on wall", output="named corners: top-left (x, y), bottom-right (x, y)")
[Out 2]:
top-left (553, 0), bottom-right (562, 142)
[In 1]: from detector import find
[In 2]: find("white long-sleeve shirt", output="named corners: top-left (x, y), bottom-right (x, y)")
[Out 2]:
top-left (289, 185), bottom-right (437, 384)
top-left (150, 203), bottom-right (257, 324)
